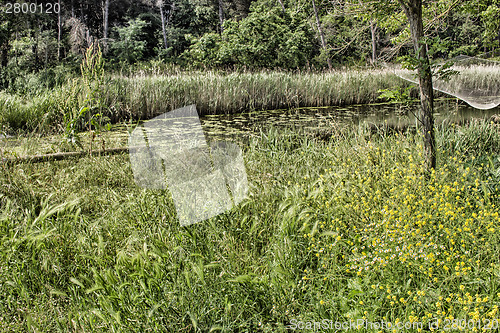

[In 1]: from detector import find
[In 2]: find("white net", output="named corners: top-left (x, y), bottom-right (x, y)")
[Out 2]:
top-left (128, 105), bottom-right (248, 226)
top-left (394, 55), bottom-right (500, 110)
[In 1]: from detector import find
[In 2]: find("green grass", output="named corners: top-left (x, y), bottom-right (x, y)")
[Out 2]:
top-left (395, 61), bottom-right (500, 109)
top-left (0, 69), bottom-right (409, 134)
top-left (0, 120), bottom-right (499, 332)
top-left (449, 65), bottom-right (500, 92)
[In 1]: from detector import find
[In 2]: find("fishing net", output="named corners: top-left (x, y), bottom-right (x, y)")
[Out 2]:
top-left (394, 55), bottom-right (500, 110)
top-left (128, 105), bottom-right (248, 226)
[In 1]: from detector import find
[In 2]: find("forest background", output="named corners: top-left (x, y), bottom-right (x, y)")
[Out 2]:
top-left (1, 0), bottom-right (500, 95)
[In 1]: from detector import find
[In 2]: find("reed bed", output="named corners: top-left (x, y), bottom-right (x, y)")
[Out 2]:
top-left (435, 65), bottom-right (500, 95)
top-left (395, 63), bottom-right (500, 109)
top-left (105, 70), bottom-right (404, 119)
top-left (1, 69), bottom-right (407, 133)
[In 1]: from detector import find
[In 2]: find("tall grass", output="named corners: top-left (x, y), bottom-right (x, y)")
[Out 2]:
top-left (0, 120), bottom-right (499, 331)
top-left (395, 62), bottom-right (500, 109)
top-left (449, 65), bottom-right (500, 92)
top-left (0, 81), bottom-right (82, 134)
top-left (105, 70), bottom-right (405, 118)
top-left (0, 69), bottom-right (408, 133)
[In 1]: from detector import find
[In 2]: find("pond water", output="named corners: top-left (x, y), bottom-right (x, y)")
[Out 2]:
top-left (200, 99), bottom-right (500, 142)
top-left (1, 99), bottom-right (499, 156)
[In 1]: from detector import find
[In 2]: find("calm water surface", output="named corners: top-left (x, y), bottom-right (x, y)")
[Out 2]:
top-left (200, 99), bottom-right (500, 141)
top-left (1, 100), bottom-right (499, 154)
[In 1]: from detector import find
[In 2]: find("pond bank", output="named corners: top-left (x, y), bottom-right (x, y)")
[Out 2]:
top-left (2, 99), bottom-right (499, 158)
top-left (0, 69), bottom-right (413, 134)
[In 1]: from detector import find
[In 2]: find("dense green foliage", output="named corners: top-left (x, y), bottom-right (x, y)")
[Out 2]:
top-left (1, 1), bottom-right (499, 331)
top-left (1, 121), bottom-right (499, 331)
top-left (0, 0), bottom-right (499, 93)
top-left (186, 2), bottom-right (318, 69)
top-left (110, 18), bottom-right (150, 64)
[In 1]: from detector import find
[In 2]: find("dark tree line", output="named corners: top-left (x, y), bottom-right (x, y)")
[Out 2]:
top-left (0, 0), bottom-right (498, 78)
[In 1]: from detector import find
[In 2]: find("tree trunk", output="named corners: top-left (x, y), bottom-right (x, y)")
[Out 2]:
top-left (0, 19), bottom-right (10, 68)
top-left (312, 0), bottom-right (331, 70)
top-left (102, 0), bottom-right (109, 52)
top-left (33, 21), bottom-right (40, 71)
top-left (159, 3), bottom-right (168, 49)
top-left (58, 0), bottom-right (62, 60)
top-left (45, 32), bottom-right (49, 67)
top-left (399, 0), bottom-right (436, 171)
top-left (370, 20), bottom-right (377, 65)
top-left (1, 147), bottom-right (129, 164)
top-left (218, 0), bottom-right (225, 34)
top-left (277, 0), bottom-right (285, 13)
top-left (0, 43), bottom-right (9, 68)
top-left (497, 25), bottom-right (500, 49)
top-left (32, 40), bottom-right (39, 71)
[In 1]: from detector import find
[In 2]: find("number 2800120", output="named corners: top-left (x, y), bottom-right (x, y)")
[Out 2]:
top-left (3, 2), bottom-right (60, 14)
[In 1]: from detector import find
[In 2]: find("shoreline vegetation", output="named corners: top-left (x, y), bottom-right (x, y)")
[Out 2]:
top-left (0, 122), bottom-right (499, 331)
top-left (0, 69), bottom-right (414, 134)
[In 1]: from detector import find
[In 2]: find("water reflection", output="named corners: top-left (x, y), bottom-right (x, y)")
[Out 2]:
top-left (2, 100), bottom-right (499, 151)
top-left (200, 100), bottom-right (500, 142)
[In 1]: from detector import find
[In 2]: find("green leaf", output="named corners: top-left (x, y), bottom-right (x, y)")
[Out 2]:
top-left (228, 274), bottom-right (254, 283)
top-left (348, 289), bottom-right (364, 298)
top-left (86, 284), bottom-right (104, 294)
top-left (49, 289), bottom-right (68, 297)
top-left (70, 277), bottom-right (84, 288)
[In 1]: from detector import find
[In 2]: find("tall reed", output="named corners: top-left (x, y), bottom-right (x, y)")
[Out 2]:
top-left (105, 69), bottom-right (405, 119)
top-left (1, 69), bottom-right (408, 132)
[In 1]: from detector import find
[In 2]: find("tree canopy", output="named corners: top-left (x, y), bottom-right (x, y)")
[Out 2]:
top-left (0, 0), bottom-right (498, 79)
